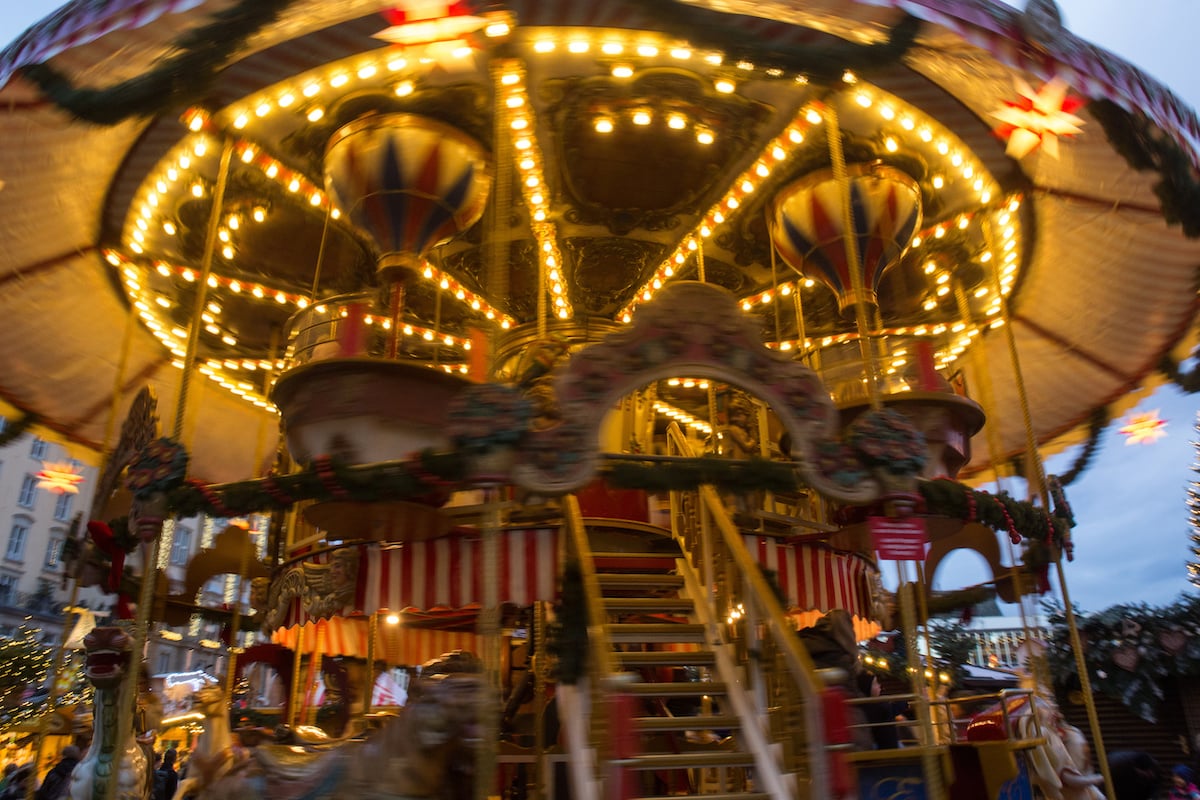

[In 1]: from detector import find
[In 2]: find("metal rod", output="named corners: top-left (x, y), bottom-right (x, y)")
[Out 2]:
top-left (26, 580), bottom-right (81, 800)
top-left (825, 105), bottom-right (881, 408)
top-left (309, 202), bottom-right (334, 299)
top-left (223, 533), bottom-right (254, 700)
top-left (364, 612), bottom-right (377, 719)
top-left (898, 563), bottom-right (946, 800)
top-left (175, 138), bottom-right (235, 440)
top-left (101, 304), bottom-right (138, 453)
top-left (982, 205), bottom-right (1115, 800)
top-left (287, 624), bottom-right (305, 728)
top-left (476, 486), bottom-right (502, 800)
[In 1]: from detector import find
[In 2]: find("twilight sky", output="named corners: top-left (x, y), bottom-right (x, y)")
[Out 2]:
top-left (1, 2), bottom-right (1198, 613)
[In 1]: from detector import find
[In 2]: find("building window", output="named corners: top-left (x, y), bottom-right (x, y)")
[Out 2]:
top-left (157, 649), bottom-right (172, 675)
top-left (44, 534), bottom-right (64, 570)
top-left (17, 475), bottom-right (36, 508)
top-left (6, 518), bottom-right (30, 562)
top-left (0, 417), bottom-right (7, 435)
top-left (30, 438), bottom-right (49, 460)
top-left (53, 493), bottom-right (73, 522)
top-left (169, 527), bottom-right (192, 567)
top-left (0, 575), bottom-right (16, 606)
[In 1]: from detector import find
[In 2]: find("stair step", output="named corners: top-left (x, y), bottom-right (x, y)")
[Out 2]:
top-left (593, 549), bottom-right (680, 561)
top-left (625, 681), bottom-right (727, 697)
top-left (604, 597), bottom-right (693, 614)
top-left (626, 751), bottom-right (755, 770)
top-left (608, 623), bottom-right (705, 644)
top-left (597, 572), bottom-right (685, 588)
top-left (634, 714), bottom-right (740, 732)
top-left (616, 650), bottom-right (715, 667)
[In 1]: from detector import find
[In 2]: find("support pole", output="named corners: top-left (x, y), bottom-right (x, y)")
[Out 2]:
top-left (26, 583), bottom-right (81, 800)
top-left (363, 612), bottom-right (378, 720)
top-left (898, 563), bottom-right (945, 800)
top-left (981, 206), bottom-right (1115, 800)
top-left (287, 624), bottom-right (305, 728)
top-left (476, 487), bottom-right (503, 800)
top-left (826, 106), bottom-right (880, 409)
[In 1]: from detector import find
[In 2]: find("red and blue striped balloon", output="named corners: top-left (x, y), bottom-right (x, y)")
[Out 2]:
top-left (325, 114), bottom-right (491, 276)
top-left (771, 164), bottom-right (921, 314)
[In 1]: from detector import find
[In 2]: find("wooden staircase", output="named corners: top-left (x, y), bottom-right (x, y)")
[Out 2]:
top-left (591, 546), bottom-right (770, 800)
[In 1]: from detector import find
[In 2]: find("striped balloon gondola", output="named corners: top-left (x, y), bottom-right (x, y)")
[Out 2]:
top-left (771, 163), bottom-right (921, 314)
top-left (324, 113), bottom-right (492, 279)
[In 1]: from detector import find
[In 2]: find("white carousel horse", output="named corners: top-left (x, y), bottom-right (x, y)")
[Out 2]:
top-left (69, 627), bottom-right (152, 800)
top-left (1014, 694), bottom-right (1104, 800)
top-left (172, 683), bottom-right (242, 800)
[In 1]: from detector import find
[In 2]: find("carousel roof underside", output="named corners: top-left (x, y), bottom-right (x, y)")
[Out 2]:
top-left (0, 0), bottom-right (1196, 484)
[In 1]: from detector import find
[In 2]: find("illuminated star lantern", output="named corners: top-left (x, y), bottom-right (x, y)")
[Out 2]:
top-left (376, 2), bottom-right (489, 46)
top-left (991, 77), bottom-right (1085, 160)
top-left (35, 461), bottom-right (85, 494)
top-left (1118, 410), bottom-right (1168, 445)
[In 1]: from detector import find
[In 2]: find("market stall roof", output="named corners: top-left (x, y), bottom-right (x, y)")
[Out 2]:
top-left (0, 0), bottom-right (1196, 484)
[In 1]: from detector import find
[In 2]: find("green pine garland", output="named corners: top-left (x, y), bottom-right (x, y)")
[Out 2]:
top-left (917, 478), bottom-right (1071, 554)
top-left (1045, 594), bottom-right (1200, 722)
top-left (1055, 407), bottom-right (1109, 487)
top-left (154, 453), bottom-right (1073, 559)
top-left (605, 455), bottom-right (801, 494)
top-left (20, 0), bottom-right (298, 125)
top-left (166, 451), bottom-right (469, 518)
top-left (1160, 352), bottom-right (1200, 394)
top-left (1089, 99), bottom-right (1200, 239)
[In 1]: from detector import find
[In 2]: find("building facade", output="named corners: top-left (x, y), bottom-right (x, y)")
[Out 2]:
top-left (0, 407), bottom-right (266, 685)
top-left (0, 417), bottom-right (109, 641)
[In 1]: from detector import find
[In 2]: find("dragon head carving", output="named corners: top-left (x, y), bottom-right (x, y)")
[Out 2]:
top-left (83, 626), bottom-right (133, 691)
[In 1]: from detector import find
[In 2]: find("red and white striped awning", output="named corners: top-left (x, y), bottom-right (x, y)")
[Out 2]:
top-left (277, 527), bottom-right (560, 630)
top-left (272, 615), bottom-right (479, 664)
top-left (743, 535), bottom-right (880, 638)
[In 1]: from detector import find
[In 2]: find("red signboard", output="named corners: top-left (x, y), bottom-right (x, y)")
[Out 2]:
top-left (868, 516), bottom-right (929, 561)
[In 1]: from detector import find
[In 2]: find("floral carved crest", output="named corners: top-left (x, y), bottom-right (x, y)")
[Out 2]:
top-left (513, 281), bottom-right (904, 503)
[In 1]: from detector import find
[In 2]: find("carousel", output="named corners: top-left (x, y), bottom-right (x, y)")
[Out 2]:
top-left (0, 0), bottom-right (1198, 799)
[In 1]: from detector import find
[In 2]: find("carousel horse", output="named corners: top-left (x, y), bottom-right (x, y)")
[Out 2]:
top-left (970, 691), bottom-right (1104, 800)
top-left (69, 627), bottom-right (153, 800)
top-left (1017, 694), bottom-right (1104, 800)
top-left (196, 651), bottom-right (485, 800)
top-left (172, 683), bottom-right (242, 800)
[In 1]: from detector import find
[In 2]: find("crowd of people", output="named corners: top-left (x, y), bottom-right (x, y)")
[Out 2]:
top-left (0, 744), bottom-right (188, 800)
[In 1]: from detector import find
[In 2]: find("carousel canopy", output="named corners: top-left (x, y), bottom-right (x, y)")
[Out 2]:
top-left (0, 0), bottom-right (1197, 483)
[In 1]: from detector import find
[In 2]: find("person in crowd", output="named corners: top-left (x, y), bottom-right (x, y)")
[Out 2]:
top-left (155, 748), bottom-right (179, 800)
top-left (1170, 764), bottom-right (1200, 800)
top-left (0, 767), bottom-right (27, 800)
top-left (34, 746), bottom-right (79, 800)
top-left (0, 764), bottom-right (16, 795)
top-left (855, 671), bottom-right (901, 750)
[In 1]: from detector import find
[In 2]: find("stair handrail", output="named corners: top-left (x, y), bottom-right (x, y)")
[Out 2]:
top-left (560, 493), bottom-right (617, 800)
top-left (563, 494), bottom-right (620, 680)
top-left (666, 423), bottom-right (830, 799)
top-left (672, 547), bottom-right (802, 800)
